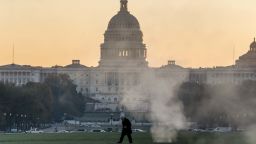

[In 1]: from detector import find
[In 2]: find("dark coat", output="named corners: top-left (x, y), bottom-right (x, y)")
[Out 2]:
top-left (122, 118), bottom-right (132, 134)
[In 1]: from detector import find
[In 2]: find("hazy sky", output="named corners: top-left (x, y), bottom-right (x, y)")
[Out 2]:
top-left (0, 0), bottom-right (256, 68)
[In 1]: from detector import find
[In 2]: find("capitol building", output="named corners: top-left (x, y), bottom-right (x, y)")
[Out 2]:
top-left (1, 0), bottom-right (256, 112)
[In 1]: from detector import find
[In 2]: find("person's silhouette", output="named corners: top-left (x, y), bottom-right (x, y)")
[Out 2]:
top-left (117, 113), bottom-right (133, 143)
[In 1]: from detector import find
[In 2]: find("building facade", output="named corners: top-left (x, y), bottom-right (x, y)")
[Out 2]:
top-left (1, 0), bottom-right (256, 112)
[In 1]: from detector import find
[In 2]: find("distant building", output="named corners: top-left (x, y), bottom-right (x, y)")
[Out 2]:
top-left (1, 0), bottom-right (256, 112)
top-left (188, 39), bottom-right (256, 85)
top-left (236, 38), bottom-right (256, 68)
top-left (0, 64), bottom-right (41, 86)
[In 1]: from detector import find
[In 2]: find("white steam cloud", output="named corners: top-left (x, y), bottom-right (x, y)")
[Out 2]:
top-left (246, 125), bottom-right (256, 144)
top-left (121, 70), bottom-right (188, 143)
top-left (120, 68), bottom-right (256, 143)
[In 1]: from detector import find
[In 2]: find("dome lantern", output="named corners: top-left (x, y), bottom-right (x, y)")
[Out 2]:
top-left (120, 0), bottom-right (128, 11)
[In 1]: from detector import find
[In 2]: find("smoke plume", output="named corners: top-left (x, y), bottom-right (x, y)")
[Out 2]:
top-left (246, 125), bottom-right (256, 144)
top-left (121, 70), bottom-right (188, 143)
top-left (121, 68), bottom-right (256, 143)
top-left (189, 79), bottom-right (256, 144)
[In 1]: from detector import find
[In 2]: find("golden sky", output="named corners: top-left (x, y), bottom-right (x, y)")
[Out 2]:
top-left (0, 0), bottom-right (256, 68)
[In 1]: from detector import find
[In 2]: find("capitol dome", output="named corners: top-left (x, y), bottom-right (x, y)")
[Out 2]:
top-left (250, 38), bottom-right (256, 50)
top-left (99, 0), bottom-right (148, 67)
top-left (107, 0), bottom-right (140, 29)
top-left (103, 0), bottom-right (143, 43)
top-left (236, 38), bottom-right (256, 68)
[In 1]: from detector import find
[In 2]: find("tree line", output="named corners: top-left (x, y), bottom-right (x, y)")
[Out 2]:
top-left (178, 80), bottom-right (256, 128)
top-left (0, 74), bottom-right (85, 131)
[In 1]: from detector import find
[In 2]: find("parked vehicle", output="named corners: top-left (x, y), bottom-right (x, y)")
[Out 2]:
top-left (191, 129), bottom-right (207, 132)
top-left (236, 128), bottom-right (246, 132)
top-left (132, 129), bottom-right (146, 133)
top-left (57, 130), bottom-right (70, 133)
top-left (213, 127), bottom-right (232, 133)
top-left (11, 129), bottom-right (18, 133)
top-left (26, 128), bottom-right (44, 134)
top-left (106, 128), bottom-right (113, 132)
top-left (90, 124), bottom-right (101, 128)
top-left (90, 129), bottom-right (106, 133)
top-left (77, 129), bottom-right (86, 132)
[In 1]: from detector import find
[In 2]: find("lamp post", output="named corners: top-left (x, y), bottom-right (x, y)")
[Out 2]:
top-left (3, 113), bottom-right (7, 131)
top-left (9, 113), bottom-right (12, 132)
top-left (110, 113), bottom-right (113, 126)
top-left (23, 114), bottom-right (26, 130)
top-left (63, 113), bottom-right (67, 130)
top-left (63, 113), bottom-right (67, 121)
top-left (36, 117), bottom-right (40, 128)
top-left (20, 114), bottom-right (24, 131)
top-left (15, 114), bottom-right (19, 131)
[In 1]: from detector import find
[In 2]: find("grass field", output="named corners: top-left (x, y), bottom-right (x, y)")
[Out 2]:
top-left (0, 132), bottom-right (249, 144)
top-left (0, 133), bottom-right (152, 144)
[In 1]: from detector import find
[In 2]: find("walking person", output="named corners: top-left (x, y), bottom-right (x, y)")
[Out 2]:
top-left (117, 113), bottom-right (133, 143)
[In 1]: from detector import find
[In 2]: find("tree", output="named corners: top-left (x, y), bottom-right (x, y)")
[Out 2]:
top-left (0, 74), bottom-right (85, 130)
top-left (44, 74), bottom-right (85, 122)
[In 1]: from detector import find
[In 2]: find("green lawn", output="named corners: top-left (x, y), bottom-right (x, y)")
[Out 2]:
top-left (0, 133), bottom-right (152, 144)
top-left (0, 132), bottom-right (249, 144)
top-left (174, 132), bottom-right (248, 144)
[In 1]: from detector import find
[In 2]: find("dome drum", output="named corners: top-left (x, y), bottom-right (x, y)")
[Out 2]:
top-left (104, 33), bottom-right (143, 42)
top-left (101, 47), bottom-right (146, 59)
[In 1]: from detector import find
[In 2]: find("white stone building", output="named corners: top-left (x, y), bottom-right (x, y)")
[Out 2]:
top-left (1, 0), bottom-right (256, 112)
top-left (0, 64), bottom-right (41, 86)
